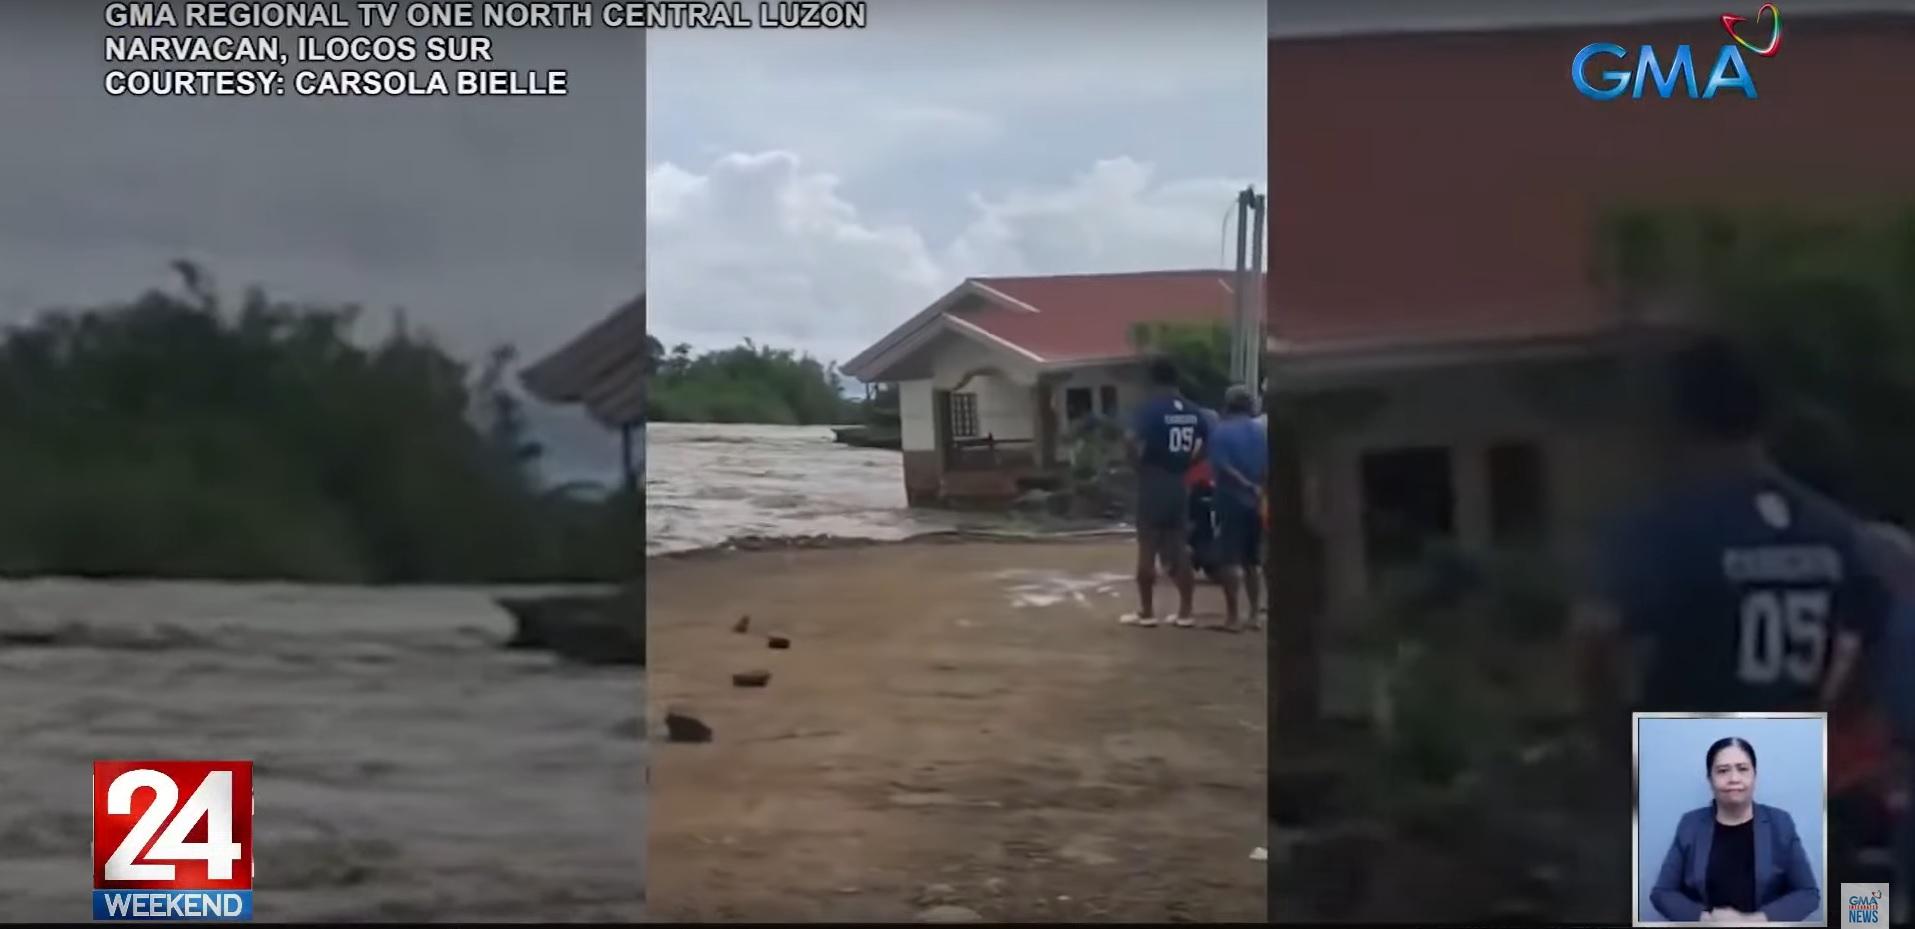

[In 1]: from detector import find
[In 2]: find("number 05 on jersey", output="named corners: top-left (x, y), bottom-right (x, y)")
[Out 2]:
top-left (93, 760), bottom-right (253, 922)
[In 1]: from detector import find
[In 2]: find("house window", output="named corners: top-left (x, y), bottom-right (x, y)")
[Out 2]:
top-left (1487, 441), bottom-right (1548, 548)
top-left (1065, 387), bottom-right (1093, 422)
top-left (1359, 446), bottom-right (1456, 585)
top-left (950, 392), bottom-right (980, 439)
top-left (1099, 385), bottom-right (1119, 416)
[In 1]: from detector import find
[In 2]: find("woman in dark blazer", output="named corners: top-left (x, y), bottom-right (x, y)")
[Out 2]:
top-left (1650, 737), bottom-right (1820, 923)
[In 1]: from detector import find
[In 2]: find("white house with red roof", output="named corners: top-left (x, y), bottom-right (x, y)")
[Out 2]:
top-left (843, 269), bottom-right (1270, 507)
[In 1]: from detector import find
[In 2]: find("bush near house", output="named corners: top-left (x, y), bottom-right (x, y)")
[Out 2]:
top-left (1039, 319), bottom-right (1240, 518)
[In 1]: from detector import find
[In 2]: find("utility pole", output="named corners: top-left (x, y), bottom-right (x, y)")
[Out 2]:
top-left (1230, 186), bottom-right (1269, 394)
top-left (1247, 191), bottom-right (1267, 397)
top-left (1230, 187), bottom-right (1253, 385)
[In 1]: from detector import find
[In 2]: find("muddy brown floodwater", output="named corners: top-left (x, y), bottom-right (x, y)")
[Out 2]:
top-left (0, 579), bottom-right (646, 923)
top-left (648, 538), bottom-right (1267, 922)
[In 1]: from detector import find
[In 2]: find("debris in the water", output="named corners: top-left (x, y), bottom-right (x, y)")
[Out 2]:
top-left (733, 615), bottom-right (751, 634)
top-left (732, 669), bottom-right (771, 687)
top-left (767, 636), bottom-right (790, 649)
top-left (664, 711), bottom-right (713, 743)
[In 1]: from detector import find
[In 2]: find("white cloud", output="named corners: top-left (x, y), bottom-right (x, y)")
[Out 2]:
top-left (948, 160), bottom-right (1249, 277)
top-left (648, 0), bottom-right (1264, 179)
top-left (646, 151), bottom-right (1254, 368)
top-left (644, 0), bottom-right (1264, 372)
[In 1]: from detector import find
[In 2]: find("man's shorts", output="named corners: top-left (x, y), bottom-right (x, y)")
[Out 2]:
top-left (1216, 494), bottom-right (1262, 567)
top-left (1136, 467), bottom-right (1189, 533)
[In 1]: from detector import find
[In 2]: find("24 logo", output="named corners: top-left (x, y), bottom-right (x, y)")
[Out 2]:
top-left (93, 761), bottom-right (254, 890)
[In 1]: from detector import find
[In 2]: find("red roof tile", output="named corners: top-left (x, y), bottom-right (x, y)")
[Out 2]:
top-left (955, 269), bottom-right (1268, 363)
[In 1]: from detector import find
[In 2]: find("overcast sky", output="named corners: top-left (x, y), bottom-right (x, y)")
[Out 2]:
top-left (0, 3), bottom-right (643, 482)
top-left (648, 0), bottom-right (1266, 371)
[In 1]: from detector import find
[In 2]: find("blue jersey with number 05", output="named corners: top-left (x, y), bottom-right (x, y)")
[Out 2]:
top-left (1129, 394), bottom-right (1209, 473)
top-left (1599, 468), bottom-right (1890, 712)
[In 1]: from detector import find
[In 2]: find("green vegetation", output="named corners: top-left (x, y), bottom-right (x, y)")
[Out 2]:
top-left (1128, 320), bottom-right (1234, 408)
top-left (0, 264), bottom-right (638, 583)
top-left (641, 319), bottom-right (1237, 427)
top-left (1601, 204), bottom-right (1915, 523)
top-left (644, 336), bottom-right (862, 425)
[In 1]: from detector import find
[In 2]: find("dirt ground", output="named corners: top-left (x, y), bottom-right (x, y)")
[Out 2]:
top-left (646, 538), bottom-right (1267, 923)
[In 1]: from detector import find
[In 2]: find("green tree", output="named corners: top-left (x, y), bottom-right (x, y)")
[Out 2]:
top-left (646, 338), bottom-right (860, 424)
top-left (1600, 205), bottom-right (1915, 523)
top-left (1128, 320), bottom-right (1234, 408)
top-left (0, 263), bottom-right (637, 583)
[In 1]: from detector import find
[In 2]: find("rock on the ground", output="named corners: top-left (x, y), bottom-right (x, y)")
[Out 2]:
top-left (732, 669), bottom-right (771, 688)
top-left (915, 905), bottom-right (984, 923)
top-left (767, 636), bottom-right (790, 649)
top-left (733, 615), bottom-right (751, 633)
top-left (664, 711), bottom-right (713, 743)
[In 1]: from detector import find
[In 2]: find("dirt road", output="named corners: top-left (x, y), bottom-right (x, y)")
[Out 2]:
top-left (647, 538), bottom-right (1267, 922)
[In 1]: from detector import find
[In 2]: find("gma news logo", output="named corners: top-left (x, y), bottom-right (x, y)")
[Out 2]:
top-left (1842, 883), bottom-right (1890, 924)
top-left (1572, 3), bottom-right (1781, 100)
top-left (92, 761), bottom-right (254, 922)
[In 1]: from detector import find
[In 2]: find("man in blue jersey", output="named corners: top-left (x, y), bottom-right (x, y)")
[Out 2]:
top-left (1209, 385), bottom-right (1269, 633)
top-left (1121, 357), bottom-right (1209, 628)
top-left (1576, 335), bottom-right (1889, 716)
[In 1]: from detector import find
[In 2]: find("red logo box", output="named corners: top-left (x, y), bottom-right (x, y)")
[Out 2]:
top-left (93, 760), bottom-right (253, 891)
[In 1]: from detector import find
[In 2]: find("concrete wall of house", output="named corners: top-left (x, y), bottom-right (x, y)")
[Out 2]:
top-left (1045, 362), bottom-right (1150, 424)
top-left (930, 338), bottom-right (1036, 441)
top-left (892, 336), bottom-right (1047, 507)
top-left (1303, 362), bottom-right (1645, 618)
top-left (889, 356), bottom-right (1161, 507)
top-left (897, 379), bottom-right (939, 506)
top-left (899, 380), bottom-right (936, 452)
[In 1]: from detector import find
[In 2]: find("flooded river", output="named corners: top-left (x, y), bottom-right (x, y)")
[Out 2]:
top-left (0, 423), bottom-right (1065, 922)
top-left (0, 580), bottom-right (645, 923)
top-left (644, 423), bottom-right (974, 555)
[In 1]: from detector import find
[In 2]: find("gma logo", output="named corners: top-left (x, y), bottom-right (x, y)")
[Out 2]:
top-left (1571, 44), bottom-right (1760, 100)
